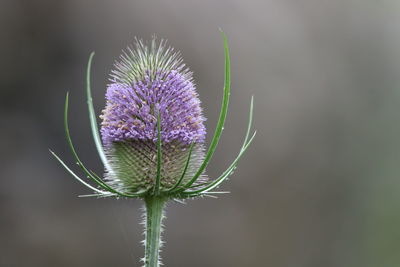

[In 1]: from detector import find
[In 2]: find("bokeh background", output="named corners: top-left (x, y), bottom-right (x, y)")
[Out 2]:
top-left (1, 0), bottom-right (400, 266)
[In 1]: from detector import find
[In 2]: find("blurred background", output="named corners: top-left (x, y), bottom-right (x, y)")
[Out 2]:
top-left (1, 0), bottom-right (400, 266)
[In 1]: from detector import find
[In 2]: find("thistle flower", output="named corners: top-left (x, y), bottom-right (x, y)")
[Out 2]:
top-left (51, 32), bottom-right (255, 267)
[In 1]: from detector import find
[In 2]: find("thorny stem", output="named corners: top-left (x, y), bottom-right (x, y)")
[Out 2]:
top-left (144, 196), bottom-right (166, 267)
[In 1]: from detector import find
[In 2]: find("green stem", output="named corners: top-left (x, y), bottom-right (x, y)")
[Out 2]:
top-left (144, 196), bottom-right (166, 267)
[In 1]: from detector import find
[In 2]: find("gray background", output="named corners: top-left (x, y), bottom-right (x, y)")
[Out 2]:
top-left (1, 0), bottom-right (400, 266)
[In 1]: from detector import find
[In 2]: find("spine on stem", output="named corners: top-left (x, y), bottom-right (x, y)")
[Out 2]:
top-left (144, 197), bottom-right (166, 267)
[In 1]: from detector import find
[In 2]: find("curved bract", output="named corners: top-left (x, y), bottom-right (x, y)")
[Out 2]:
top-left (50, 32), bottom-right (255, 199)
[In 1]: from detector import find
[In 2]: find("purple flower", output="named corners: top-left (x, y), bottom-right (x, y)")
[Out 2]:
top-left (100, 70), bottom-right (206, 146)
top-left (100, 39), bottom-right (207, 193)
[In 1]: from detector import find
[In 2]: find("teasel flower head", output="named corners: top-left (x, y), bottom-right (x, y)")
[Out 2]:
top-left (50, 32), bottom-right (255, 200)
top-left (100, 38), bottom-right (208, 194)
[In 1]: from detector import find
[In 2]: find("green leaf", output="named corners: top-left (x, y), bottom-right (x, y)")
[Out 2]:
top-left (183, 131), bottom-right (256, 196)
top-left (49, 149), bottom-right (112, 195)
top-left (243, 96), bottom-right (254, 147)
top-left (86, 52), bottom-right (112, 173)
top-left (64, 93), bottom-right (114, 190)
top-left (154, 113), bottom-right (162, 195)
top-left (175, 30), bottom-right (231, 192)
top-left (165, 142), bottom-right (195, 193)
top-left (187, 181), bottom-right (210, 189)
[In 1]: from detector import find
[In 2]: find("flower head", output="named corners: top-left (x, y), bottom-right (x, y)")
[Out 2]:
top-left (99, 39), bottom-right (208, 193)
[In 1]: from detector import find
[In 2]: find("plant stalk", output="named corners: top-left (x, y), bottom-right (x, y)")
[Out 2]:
top-left (144, 196), bottom-right (166, 267)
